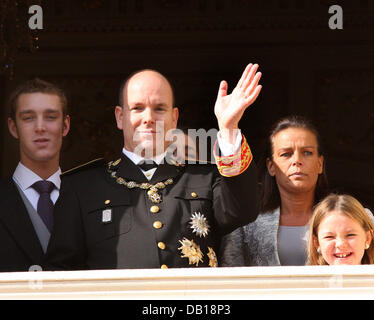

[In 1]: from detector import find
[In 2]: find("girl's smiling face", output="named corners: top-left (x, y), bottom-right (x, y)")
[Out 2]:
top-left (314, 211), bottom-right (372, 265)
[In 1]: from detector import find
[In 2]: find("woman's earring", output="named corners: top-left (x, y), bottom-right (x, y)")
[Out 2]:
top-left (317, 248), bottom-right (321, 254)
top-left (365, 243), bottom-right (370, 250)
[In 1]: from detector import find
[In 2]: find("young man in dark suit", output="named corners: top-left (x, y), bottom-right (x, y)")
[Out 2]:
top-left (46, 64), bottom-right (261, 270)
top-left (0, 79), bottom-right (70, 272)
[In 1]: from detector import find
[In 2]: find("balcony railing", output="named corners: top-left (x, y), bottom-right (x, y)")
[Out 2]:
top-left (1, 265), bottom-right (374, 299)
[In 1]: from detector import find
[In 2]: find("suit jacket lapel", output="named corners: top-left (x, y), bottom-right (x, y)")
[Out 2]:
top-left (0, 179), bottom-right (44, 262)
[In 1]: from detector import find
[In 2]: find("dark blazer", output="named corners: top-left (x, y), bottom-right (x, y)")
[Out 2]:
top-left (0, 178), bottom-right (44, 272)
top-left (45, 152), bottom-right (259, 270)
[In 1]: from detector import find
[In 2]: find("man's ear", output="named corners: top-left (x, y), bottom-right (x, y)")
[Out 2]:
top-left (62, 115), bottom-right (70, 137)
top-left (114, 106), bottom-right (124, 130)
top-left (8, 117), bottom-right (19, 139)
top-left (172, 107), bottom-right (179, 128)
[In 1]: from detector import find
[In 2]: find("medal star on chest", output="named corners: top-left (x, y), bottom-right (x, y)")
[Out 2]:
top-left (178, 238), bottom-right (204, 266)
top-left (189, 212), bottom-right (210, 238)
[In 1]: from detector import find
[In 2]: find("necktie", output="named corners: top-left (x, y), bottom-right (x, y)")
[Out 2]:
top-left (32, 180), bottom-right (55, 232)
top-left (137, 160), bottom-right (158, 171)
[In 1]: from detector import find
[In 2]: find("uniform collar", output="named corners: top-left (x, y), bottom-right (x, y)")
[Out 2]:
top-left (121, 148), bottom-right (166, 166)
top-left (116, 151), bottom-right (183, 184)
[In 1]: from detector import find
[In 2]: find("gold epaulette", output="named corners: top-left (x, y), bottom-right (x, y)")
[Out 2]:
top-left (61, 158), bottom-right (105, 176)
top-left (213, 134), bottom-right (253, 177)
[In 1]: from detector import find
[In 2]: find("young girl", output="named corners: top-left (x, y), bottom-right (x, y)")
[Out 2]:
top-left (308, 194), bottom-right (374, 265)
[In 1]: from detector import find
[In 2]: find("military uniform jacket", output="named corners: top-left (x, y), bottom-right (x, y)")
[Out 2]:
top-left (0, 178), bottom-right (44, 272)
top-left (45, 153), bottom-right (258, 270)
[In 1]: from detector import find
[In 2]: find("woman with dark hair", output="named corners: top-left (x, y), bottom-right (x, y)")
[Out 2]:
top-left (220, 115), bottom-right (329, 266)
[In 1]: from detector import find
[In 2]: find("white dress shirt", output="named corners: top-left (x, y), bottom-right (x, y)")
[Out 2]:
top-left (216, 129), bottom-right (242, 155)
top-left (12, 162), bottom-right (61, 212)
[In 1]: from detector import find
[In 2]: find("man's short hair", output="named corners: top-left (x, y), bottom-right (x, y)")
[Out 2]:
top-left (118, 69), bottom-right (175, 108)
top-left (7, 78), bottom-right (68, 121)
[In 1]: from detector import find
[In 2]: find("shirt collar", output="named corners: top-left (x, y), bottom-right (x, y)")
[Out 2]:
top-left (12, 162), bottom-right (62, 191)
top-left (122, 148), bottom-right (166, 166)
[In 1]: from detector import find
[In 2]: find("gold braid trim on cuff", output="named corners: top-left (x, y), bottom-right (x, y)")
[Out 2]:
top-left (214, 134), bottom-right (253, 177)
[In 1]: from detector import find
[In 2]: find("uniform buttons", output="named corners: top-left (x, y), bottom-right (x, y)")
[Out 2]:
top-left (191, 192), bottom-right (198, 198)
top-left (150, 205), bottom-right (160, 213)
top-left (153, 221), bottom-right (163, 229)
top-left (160, 264), bottom-right (168, 269)
top-left (158, 242), bottom-right (166, 250)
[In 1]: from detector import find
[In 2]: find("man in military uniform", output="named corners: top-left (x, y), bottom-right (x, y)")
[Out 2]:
top-left (45, 64), bottom-right (262, 269)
